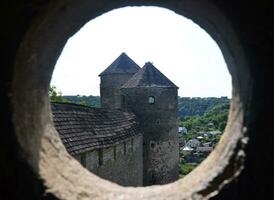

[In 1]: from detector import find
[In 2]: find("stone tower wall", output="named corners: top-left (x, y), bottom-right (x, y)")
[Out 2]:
top-left (100, 73), bottom-right (135, 109)
top-left (121, 87), bottom-right (179, 185)
top-left (74, 134), bottom-right (143, 186)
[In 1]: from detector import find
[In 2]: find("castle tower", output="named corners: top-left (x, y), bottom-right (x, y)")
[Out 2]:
top-left (99, 53), bottom-right (140, 109)
top-left (121, 62), bottom-right (179, 185)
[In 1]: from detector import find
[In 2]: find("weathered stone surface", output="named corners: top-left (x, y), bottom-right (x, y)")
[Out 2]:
top-left (122, 86), bottom-right (179, 185)
top-left (51, 102), bottom-right (143, 186)
top-left (86, 136), bottom-right (143, 186)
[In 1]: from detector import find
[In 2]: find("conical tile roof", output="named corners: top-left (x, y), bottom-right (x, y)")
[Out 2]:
top-left (99, 52), bottom-right (140, 76)
top-left (122, 62), bottom-right (178, 88)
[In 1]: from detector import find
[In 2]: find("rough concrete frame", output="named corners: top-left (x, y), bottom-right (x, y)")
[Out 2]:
top-left (10, 0), bottom-right (251, 199)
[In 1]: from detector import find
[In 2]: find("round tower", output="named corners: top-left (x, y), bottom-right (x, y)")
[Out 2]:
top-left (121, 62), bottom-right (179, 185)
top-left (99, 52), bottom-right (140, 109)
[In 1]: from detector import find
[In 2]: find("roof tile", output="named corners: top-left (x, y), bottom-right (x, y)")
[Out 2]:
top-left (122, 62), bottom-right (178, 88)
top-left (99, 52), bottom-right (140, 76)
top-left (51, 103), bottom-right (141, 155)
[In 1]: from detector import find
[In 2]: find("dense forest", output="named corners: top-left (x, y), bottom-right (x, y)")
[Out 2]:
top-left (180, 101), bottom-right (229, 133)
top-left (178, 97), bottom-right (230, 118)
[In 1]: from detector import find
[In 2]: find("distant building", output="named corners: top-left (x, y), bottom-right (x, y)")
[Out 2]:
top-left (197, 136), bottom-right (204, 140)
top-left (183, 146), bottom-right (194, 151)
top-left (196, 146), bottom-right (213, 153)
top-left (185, 139), bottom-right (201, 149)
top-left (208, 130), bottom-right (222, 137)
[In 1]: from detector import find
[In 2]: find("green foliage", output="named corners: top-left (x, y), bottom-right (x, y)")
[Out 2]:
top-left (49, 86), bottom-right (71, 103)
top-left (179, 163), bottom-right (197, 177)
top-left (180, 101), bottom-right (230, 133)
top-left (48, 86), bottom-right (100, 108)
top-left (179, 101), bottom-right (228, 175)
top-left (49, 86), bottom-right (100, 108)
top-left (178, 97), bottom-right (230, 118)
top-left (64, 95), bottom-right (101, 108)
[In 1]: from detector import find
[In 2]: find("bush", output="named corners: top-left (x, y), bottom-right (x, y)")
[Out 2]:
top-left (179, 163), bottom-right (197, 176)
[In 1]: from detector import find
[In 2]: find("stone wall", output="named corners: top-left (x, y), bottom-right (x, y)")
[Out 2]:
top-left (122, 87), bottom-right (179, 185)
top-left (75, 134), bottom-right (143, 186)
top-left (100, 74), bottom-right (136, 109)
top-left (148, 140), bottom-right (179, 185)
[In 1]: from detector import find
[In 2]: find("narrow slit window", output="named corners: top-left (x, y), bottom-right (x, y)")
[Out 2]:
top-left (122, 95), bottom-right (126, 107)
top-left (123, 142), bottom-right (127, 155)
top-left (131, 138), bottom-right (134, 152)
top-left (156, 119), bottom-right (160, 125)
top-left (150, 141), bottom-right (156, 150)
top-left (98, 149), bottom-right (103, 166)
top-left (148, 96), bottom-right (155, 104)
top-left (113, 146), bottom-right (117, 160)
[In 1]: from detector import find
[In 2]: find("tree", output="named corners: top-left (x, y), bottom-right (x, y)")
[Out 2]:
top-left (49, 86), bottom-right (70, 103)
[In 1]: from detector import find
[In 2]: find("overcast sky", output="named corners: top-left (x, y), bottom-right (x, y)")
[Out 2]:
top-left (51, 6), bottom-right (232, 98)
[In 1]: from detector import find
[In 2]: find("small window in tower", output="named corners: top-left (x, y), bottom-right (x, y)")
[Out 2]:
top-left (98, 149), bottom-right (103, 166)
top-left (122, 95), bottom-right (126, 107)
top-left (123, 142), bottom-right (127, 155)
top-left (113, 146), bottom-right (117, 161)
top-left (148, 96), bottom-right (155, 104)
top-left (130, 138), bottom-right (134, 152)
top-left (150, 141), bottom-right (156, 149)
top-left (156, 119), bottom-right (160, 125)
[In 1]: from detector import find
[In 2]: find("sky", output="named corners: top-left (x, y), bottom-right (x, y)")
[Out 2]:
top-left (51, 6), bottom-right (232, 98)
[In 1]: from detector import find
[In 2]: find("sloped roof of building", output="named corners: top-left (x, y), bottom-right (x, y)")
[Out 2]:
top-left (99, 52), bottom-right (140, 76)
top-left (121, 62), bottom-right (178, 88)
top-left (51, 103), bottom-right (140, 155)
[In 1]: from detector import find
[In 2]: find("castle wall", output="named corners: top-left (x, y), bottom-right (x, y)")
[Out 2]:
top-left (100, 74), bottom-right (135, 109)
top-left (122, 87), bottom-right (179, 185)
top-left (74, 134), bottom-right (143, 186)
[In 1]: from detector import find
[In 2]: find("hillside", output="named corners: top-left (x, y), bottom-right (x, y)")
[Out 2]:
top-left (63, 95), bottom-right (101, 108)
top-left (181, 102), bottom-right (229, 134)
top-left (178, 97), bottom-right (230, 118)
top-left (61, 96), bottom-right (230, 121)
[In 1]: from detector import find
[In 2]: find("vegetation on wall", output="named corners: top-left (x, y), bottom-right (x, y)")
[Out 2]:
top-left (49, 86), bottom-right (100, 107)
top-left (49, 86), bottom-right (71, 103)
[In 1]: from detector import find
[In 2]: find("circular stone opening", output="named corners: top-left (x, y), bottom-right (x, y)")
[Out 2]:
top-left (11, 0), bottom-right (251, 199)
top-left (50, 6), bottom-right (232, 186)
